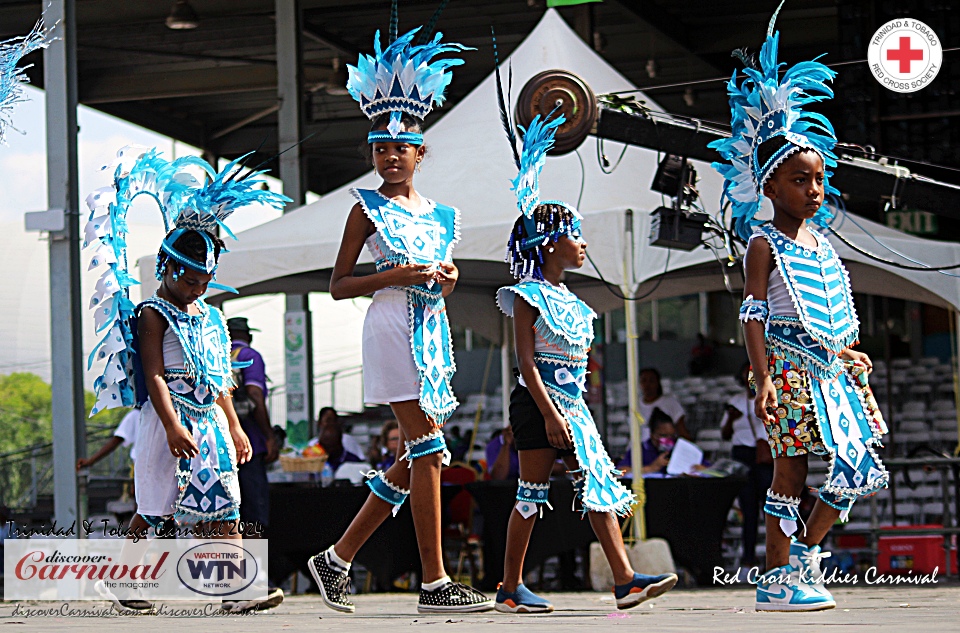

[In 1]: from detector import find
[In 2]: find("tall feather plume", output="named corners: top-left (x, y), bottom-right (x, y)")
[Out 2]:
top-left (767, 0), bottom-right (786, 37)
top-left (389, 0), bottom-right (399, 44)
top-left (492, 28), bottom-right (520, 170)
top-left (416, 0), bottom-right (450, 46)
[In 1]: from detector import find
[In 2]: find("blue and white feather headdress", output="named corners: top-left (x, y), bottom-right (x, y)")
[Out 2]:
top-left (83, 146), bottom-right (290, 415)
top-left (709, 2), bottom-right (839, 242)
top-left (347, 1), bottom-right (471, 145)
top-left (0, 18), bottom-right (53, 143)
top-left (494, 39), bottom-right (581, 280)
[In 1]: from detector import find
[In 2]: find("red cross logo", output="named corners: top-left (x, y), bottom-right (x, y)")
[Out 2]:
top-left (886, 36), bottom-right (924, 73)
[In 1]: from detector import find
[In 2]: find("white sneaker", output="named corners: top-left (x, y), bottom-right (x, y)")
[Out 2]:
top-left (755, 564), bottom-right (835, 612)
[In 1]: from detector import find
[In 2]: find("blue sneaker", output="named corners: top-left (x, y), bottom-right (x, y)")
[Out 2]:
top-left (789, 539), bottom-right (834, 602)
top-left (613, 572), bottom-right (678, 610)
top-left (755, 564), bottom-right (836, 612)
top-left (494, 584), bottom-right (553, 614)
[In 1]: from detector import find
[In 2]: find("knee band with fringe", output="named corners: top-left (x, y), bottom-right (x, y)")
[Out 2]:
top-left (365, 470), bottom-right (410, 517)
top-left (765, 489), bottom-right (803, 538)
top-left (515, 480), bottom-right (552, 519)
top-left (818, 488), bottom-right (854, 522)
top-left (402, 429), bottom-right (451, 467)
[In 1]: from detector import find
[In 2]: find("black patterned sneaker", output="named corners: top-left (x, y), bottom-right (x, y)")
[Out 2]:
top-left (221, 587), bottom-right (284, 613)
top-left (308, 548), bottom-right (354, 613)
top-left (418, 581), bottom-right (494, 613)
top-left (95, 579), bottom-right (155, 613)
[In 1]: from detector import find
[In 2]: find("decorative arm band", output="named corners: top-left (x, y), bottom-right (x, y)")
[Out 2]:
top-left (739, 295), bottom-right (769, 324)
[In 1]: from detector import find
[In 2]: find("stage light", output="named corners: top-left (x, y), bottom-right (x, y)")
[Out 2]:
top-left (166, 0), bottom-right (199, 30)
top-left (649, 154), bottom-right (706, 250)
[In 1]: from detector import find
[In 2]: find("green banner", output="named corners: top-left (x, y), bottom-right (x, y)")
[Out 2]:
top-left (547, 0), bottom-right (601, 7)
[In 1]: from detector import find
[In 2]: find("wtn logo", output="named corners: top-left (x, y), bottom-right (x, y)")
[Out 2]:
top-left (185, 558), bottom-right (247, 581)
top-left (176, 543), bottom-right (259, 597)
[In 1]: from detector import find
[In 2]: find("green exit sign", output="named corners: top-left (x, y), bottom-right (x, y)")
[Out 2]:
top-left (886, 209), bottom-right (938, 235)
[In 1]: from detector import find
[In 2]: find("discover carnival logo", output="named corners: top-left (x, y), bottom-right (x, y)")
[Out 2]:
top-left (4, 538), bottom-right (268, 601)
top-left (868, 18), bottom-right (943, 93)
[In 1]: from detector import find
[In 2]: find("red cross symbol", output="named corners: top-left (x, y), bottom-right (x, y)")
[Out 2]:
top-left (887, 36), bottom-right (924, 73)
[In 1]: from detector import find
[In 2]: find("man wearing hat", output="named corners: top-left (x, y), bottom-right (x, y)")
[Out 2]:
top-left (228, 318), bottom-right (280, 524)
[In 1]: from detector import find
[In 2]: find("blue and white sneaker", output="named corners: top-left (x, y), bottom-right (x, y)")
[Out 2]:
top-left (613, 572), bottom-right (678, 610)
top-left (755, 564), bottom-right (836, 612)
top-left (494, 584), bottom-right (553, 614)
top-left (789, 539), bottom-right (834, 601)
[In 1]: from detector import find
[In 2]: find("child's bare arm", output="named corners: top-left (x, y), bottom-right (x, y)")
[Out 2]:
top-left (742, 238), bottom-right (776, 423)
top-left (138, 307), bottom-right (199, 458)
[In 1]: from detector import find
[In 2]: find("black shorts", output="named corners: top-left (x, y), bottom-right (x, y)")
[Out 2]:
top-left (509, 383), bottom-right (575, 456)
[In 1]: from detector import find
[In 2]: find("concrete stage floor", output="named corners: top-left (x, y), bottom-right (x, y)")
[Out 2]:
top-left (2, 585), bottom-right (959, 631)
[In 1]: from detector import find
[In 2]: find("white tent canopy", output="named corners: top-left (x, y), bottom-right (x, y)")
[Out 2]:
top-left (140, 9), bottom-right (960, 343)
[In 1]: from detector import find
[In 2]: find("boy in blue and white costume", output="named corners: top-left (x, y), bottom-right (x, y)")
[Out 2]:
top-left (711, 2), bottom-right (888, 612)
top-left (307, 5), bottom-right (493, 614)
top-left (85, 147), bottom-right (290, 611)
top-left (491, 84), bottom-right (677, 612)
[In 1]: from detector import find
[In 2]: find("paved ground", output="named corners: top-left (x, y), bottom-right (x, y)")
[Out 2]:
top-left (2, 585), bottom-right (959, 631)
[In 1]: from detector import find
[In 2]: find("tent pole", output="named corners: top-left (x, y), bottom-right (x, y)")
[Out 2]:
top-left (502, 314), bottom-right (511, 429)
top-left (623, 209), bottom-right (646, 541)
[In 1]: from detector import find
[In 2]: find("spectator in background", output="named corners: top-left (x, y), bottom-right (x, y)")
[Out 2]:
top-left (618, 409), bottom-right (676, 476)
top-left (76, 408), bottom-right (139, 471)
top-left (485, 427), bottom-right (519, 480)
top-left (447, 426), bottom-right (469, 462)
top-left (374, 419), bottom-right (401, 470)
top-left (316, 413), bottom-right (364, 471)
top-left (639, 368), bottom-right (691, 440)
top-left (722, 363), bottom-right (774, 569)
top-left (318, 406), bottom-right (365, 462)
top-left (228, 317), bottom-right (285, 606)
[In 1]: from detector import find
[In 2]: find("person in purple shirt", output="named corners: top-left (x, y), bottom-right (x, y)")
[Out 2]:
top-left (617, 409), bottom-right (676, 476)
top-left (228, 317), bottom-right (282, 599)
top-left (228, 318), bottom-right (279, 511)
top-left (485, 427), bottom-right (520, 480)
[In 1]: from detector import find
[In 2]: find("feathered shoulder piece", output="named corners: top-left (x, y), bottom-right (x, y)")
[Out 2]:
top-left (709, 1), bottom-right (840, 241)
top-left (0, 18), bottom-right (53, 143)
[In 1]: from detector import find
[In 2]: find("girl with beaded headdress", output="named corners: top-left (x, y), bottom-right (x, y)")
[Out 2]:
top-left (490, 69), bottom-right (678, 612)
top-left (85, 147), bottom-right (290, 611)
top-left (711, 2), bottom-right (888, 612)
top-left (305, 4), bottom-right (492, 614)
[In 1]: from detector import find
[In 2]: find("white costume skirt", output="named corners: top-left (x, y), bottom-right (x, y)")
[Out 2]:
top-left (362, 288), bottom-right (421, 405)
top-left (135, 399), bottom-right (240, 518)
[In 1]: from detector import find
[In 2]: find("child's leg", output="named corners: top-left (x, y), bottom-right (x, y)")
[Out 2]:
top-left (501, 448), bottom-right (556, 592)
top-left (765, 454), bottom-right (808, 569)
top-left (333, 426), bottom-right (411, 561)
top-left (391, 399), bottom-right (447, 583)
top-left (560, 455), bottom-right (634, 586)
top-left (800, 501), bottom-right (842, 548)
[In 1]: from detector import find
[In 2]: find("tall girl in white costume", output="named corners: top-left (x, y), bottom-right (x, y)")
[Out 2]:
top-left (307, 4), bottom-right (492, 614)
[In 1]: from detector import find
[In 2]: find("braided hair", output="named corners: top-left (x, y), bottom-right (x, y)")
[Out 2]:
top-left (506, 203), bottom-right (578, 280)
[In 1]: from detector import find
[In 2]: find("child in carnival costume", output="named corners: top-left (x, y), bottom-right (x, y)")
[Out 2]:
top-left (306, 3), bottom-right (493, 614)
top-left (84, 146), bottom-right (290, 610)
top-left (710, 2), bottom-right (888, 612)
top-left (490, 63), bottom-right (678, 613)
